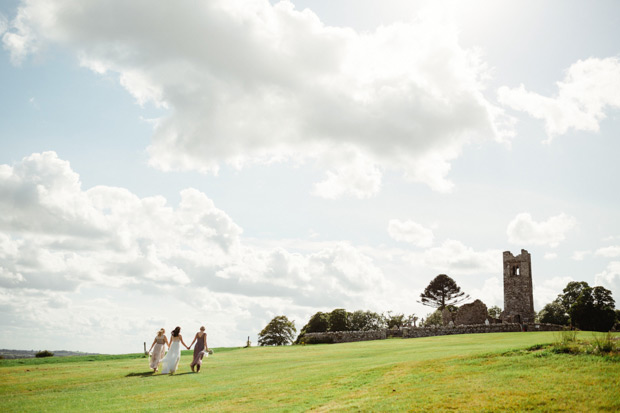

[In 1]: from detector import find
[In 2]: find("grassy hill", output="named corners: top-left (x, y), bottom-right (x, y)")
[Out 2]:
top-left (1, 332), bottom-right (618, 411)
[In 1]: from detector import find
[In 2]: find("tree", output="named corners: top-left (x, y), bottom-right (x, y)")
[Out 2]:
top-left (419, 274), bottom-right (470, 310)
top-left (295, 311), bottom-right (330, 344)
top-left (555, 281), bottom-right (616, 331)
top-left (302, 311), bottom-right (329, 334)
top-left (349, 310), bottom-right (385, 331)
top-left (385, 312), bottom-right (406, 329)
top-left (258, 315), bottom-right (297, 346)
top-left (559, 281), bottom-right (590, 315)
top-left (570, 286), bottom-right (615, 332)
top-left (538, 299), bottom-right (569, 325)
top-left (488, 305), bottom-right (502, 319)
top-left (421, 310), bottom-right (442, 326)
top-left (328, 308), bottom-right (351, 332)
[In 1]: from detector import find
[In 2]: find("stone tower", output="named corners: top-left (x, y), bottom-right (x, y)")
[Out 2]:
top-left (502, 249), bottom-right (535, 323)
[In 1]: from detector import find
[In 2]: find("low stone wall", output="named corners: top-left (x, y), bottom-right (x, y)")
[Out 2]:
top-left (304, 329), bottom-right (386, 344)
top-left (302, 323), bottom-right (565, 344)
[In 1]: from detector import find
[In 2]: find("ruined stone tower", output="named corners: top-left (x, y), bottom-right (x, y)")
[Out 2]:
top-left (502, 249), bottom-right (535, 323)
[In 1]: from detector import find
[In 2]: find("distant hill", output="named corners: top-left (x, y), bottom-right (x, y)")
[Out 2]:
top-left (0, 349), bottom-right (100, 359)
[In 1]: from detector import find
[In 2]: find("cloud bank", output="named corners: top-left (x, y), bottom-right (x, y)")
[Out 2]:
top-left (0, 152), bottom-right (389, 351)
top-left (498, 57), bottom-right (620, 141)
top-left (507, 212), bottom-right (576, 248)
top-left (3, 0), bottom-right (513, 196)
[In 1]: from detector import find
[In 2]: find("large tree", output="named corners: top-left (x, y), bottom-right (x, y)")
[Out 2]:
top-left (349, 310), bottom-right (385, 331)
top-left (538, 299), bottom-right (569, 325)
top-left (258, 315), bottom-right (297, 346)
top-left (555, 282), bottom-right (616, 331)
top-left (328, 308), bottom-right (351, 332)
top-left (570, 285), bottom-right (616, 331)
top-left (419, 274), bottom-right (470, 310)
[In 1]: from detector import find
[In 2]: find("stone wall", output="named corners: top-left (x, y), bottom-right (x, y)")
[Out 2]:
top-left (304, 329), bottom-right (387, 344)
top-left (302, 323), bottom-right (565, 344)
top-left (454, 299), bottom-right (488, 325)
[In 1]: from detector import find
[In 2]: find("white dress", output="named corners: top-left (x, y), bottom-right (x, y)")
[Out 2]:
top-left (160, 338), bottom-right (181, 374)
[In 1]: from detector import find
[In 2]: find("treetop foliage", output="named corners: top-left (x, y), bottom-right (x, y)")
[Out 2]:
top-left (258, 315), bottom-right (297, 346)
top-left (543, 281), bottom-right (617, 332)
top-left (419, 274), bottom-right (470, 310)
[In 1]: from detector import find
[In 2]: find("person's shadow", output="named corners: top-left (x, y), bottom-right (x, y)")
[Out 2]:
top-left (125, 371), bottom-right (156, 377)
top-left (125, 371), bottom-right (195, 378)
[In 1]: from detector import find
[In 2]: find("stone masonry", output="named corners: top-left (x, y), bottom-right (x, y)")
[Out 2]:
top-left (303, 323), bottom-right (564, 344)
top-left (454, 299), bottom-right (488, 325)
top-left (502, 249), bottom-right (536, 323)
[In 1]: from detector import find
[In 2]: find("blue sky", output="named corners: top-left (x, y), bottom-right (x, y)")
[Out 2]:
top-left (1, 0), bottom-right (619, 353)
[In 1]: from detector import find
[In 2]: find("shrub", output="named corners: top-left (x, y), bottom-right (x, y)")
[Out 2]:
top-left (589, 332), bottom-right (617, 354)
top-left (35, 350), bottom-right (54, 358)
top-left (300, 335), bottom-right (334, 345)
top-left (551, 329), bottom-right (580, 354)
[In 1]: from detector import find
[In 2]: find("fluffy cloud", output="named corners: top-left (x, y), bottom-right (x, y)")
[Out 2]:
top-left (507, 212), bottom-right (576, 248)
top-left (533, 276), bottom-right (573, 310)
top-left (498, 57), bottom-right (620, 141)
top-left (595, 246), bottom-right (620, 258)
top-left (3, 0), bottom-right (513, 194)
top-left (572, 250), bottom-right (591, 261)
top-left (410, 239), bottom-right (501, 275)
top-left (387, 219), bottom-right (434, 248)
top-left (312, 150), bottom-right (382, 199)
top-left (595, 261), bottom-right (620, 302)
top-left (0, 152), bottom-right (389, 351)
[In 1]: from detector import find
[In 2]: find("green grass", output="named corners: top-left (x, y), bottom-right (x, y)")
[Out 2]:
top-left (1, 332), bottom-right (618, 412)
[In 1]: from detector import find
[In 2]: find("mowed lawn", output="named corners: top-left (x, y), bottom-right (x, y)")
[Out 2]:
top-left (1, 332), bottom-right (619, 412)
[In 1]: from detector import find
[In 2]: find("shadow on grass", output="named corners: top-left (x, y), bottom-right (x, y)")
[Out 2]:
top-left (125, 371), bottom-right (156, 377)
top-left (125, 371), bottom-right (197, 378)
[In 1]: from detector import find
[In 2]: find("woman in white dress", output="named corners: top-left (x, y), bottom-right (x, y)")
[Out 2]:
top-left (148, 328), bottom-right (169, 372)
top-left (160, 326), bottom-right (189, 374)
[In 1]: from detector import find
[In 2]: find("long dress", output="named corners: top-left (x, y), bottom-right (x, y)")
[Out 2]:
top-left (149, 335), bottom-right (166, 369)
top-left (190, 333), bottom-right (208, 370)
top-left (160, 337), bottom-right (182, 374)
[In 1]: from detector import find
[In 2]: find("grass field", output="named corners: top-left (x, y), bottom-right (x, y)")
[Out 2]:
top-left (1, 332), bottom-right (619, 412)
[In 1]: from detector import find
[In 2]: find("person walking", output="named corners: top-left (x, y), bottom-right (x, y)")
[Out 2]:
top-left (147, 328), bottom-right (169, 372)
top-left (188, 326), bottom-right (209, 373)
top-left (160, 326), bottom-right (189, 374)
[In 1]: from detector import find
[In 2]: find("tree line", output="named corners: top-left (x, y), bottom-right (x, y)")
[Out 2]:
top-left (257, 275), bottom-right (619, 346)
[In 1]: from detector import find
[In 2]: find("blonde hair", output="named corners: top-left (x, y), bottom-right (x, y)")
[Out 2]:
top-left (157, 328), bottom-right (165, 336)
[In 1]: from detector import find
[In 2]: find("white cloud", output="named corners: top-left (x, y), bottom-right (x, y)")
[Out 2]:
top-left (507, 212), bottom-right (576, 248)
top-left (312, 150), bottom-right (382, 199)
top-left (0, 14), bottom-right (8, 36)
top-left (468, 276), bottom-right (502, 307)
top-left (412, 239), bottom-right (501, 275)
top-left (572, 250), bottom-right (591, 261)
top-left (498, 57), bottom-right (620, 141)
top-left (3, 0), bottom-right (514, 194)
top-left (544, 252), bottom-right (558, 260)
top-left (0, 152), bottom-right (389, 351)
top-left (387, 219), bottom-right (434, 248)
top-left (534, 276), bottom-right (573, 310)
top-left (595, 261), bottom-right (620, 302)
top-left (595, 246), bottom-right (620, 258)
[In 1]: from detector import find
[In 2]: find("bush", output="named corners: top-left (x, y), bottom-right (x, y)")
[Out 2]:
top-left (589, 332), bottom-right (617, 354)
top-left (35, 350), bottom-right (54, 358)
top-left (300, 335), bottom-right (334, 345)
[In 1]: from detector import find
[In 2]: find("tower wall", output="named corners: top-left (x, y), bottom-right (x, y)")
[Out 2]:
top-left (502, 249), bottom-right (535, 323)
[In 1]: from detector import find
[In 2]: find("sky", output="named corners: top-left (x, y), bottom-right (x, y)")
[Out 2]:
top-left (0, 0), bottom-right (619, 354)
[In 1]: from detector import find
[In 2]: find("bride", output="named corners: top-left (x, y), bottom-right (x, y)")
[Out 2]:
top-left (160, 326), bottom-right (189, 374)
